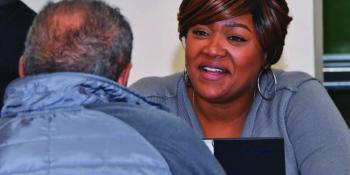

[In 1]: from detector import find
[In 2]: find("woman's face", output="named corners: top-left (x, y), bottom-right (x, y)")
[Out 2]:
top-left (185, 14), bottom-right (265, 103)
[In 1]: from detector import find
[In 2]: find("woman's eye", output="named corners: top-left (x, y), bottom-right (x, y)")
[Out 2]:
top-left (228, 35), bottom-right (247, 42)
top-left (192, 30), bottom-right (208, 37)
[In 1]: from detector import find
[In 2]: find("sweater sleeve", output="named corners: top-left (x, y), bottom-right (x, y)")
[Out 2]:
top-left (285, 79), bottom-right (350, 175)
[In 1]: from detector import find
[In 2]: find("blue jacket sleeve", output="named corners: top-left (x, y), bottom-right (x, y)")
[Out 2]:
top-left (92, 103), bottom-right (227, 175)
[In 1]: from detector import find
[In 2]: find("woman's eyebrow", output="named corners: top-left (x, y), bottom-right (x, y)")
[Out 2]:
top-left (224, 21), bottom-right (252, 32)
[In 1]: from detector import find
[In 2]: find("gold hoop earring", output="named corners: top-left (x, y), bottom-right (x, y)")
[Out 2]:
top-left (257, 68), bottom-right (277, 100)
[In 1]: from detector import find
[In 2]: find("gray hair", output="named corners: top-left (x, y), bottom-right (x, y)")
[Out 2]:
top-left (23, 0), bottom-right (133, 80)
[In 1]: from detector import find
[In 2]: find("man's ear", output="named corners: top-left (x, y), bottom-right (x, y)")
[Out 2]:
top-left (117, 63), bottom-right (132, 86)
top-left (18, 56), bottom-right (26, 77)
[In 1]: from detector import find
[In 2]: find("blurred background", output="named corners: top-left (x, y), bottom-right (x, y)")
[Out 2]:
top-left (323, 0), bottom-right (350, 126)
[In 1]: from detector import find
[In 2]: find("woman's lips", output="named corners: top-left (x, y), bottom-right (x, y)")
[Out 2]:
top-left (198, 65), bottom-right (229, 80)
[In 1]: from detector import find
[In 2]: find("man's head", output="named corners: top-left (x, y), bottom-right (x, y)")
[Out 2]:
top-left (21, 0), bottom-right (133, 84)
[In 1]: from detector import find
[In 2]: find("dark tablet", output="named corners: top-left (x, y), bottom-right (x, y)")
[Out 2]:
top-left (203, 138), bottom-right (285, 175)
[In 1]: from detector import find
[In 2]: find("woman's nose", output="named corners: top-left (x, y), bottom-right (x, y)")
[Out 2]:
top-left (202, 34), bottom-right (227, 58)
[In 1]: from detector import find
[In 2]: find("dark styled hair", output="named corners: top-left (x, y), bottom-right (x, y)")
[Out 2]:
top-left (178, 0), bottom-right (292, 66)
top-left (23, 0), bottom-right (133, 80)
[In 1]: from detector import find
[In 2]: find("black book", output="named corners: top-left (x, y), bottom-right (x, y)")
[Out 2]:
top-left (203, 138), bottom-right (286, 175)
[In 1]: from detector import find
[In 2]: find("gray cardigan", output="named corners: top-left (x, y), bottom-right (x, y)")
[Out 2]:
top-left (131, 69), bottom-right (350, 175)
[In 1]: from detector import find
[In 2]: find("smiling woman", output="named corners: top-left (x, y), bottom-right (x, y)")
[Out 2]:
top-left (130, 0), bottom-right (350, 175)
top-left (184, 15), bottom-right (264, 113)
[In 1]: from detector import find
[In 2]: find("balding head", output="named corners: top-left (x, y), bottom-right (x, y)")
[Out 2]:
top-left (50, 9), bottom-right (85, 33)
top-left (23, 0), bottom-right (133, 81)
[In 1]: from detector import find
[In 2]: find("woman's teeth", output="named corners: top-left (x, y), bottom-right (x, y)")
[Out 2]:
top-left (202, 66), bottom-right (224, 73)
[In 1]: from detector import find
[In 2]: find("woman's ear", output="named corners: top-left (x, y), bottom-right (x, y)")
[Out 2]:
top-left (18, 56), bottom-right (26, 77)
top-left (117, 63), bottom-right (132, 86)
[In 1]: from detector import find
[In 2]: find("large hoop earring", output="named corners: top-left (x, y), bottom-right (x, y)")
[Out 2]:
top-left (257, 68), bottom-right (277, 100)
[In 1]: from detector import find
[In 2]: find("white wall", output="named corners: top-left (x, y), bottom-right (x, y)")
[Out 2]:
top-left (21, 0), bottom-right (48, 12)
top-left (22, 0), bottom-right (322, 84)
top-left (277, 0), bottom-right (323, 80)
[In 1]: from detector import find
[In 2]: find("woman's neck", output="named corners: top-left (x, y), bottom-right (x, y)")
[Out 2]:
top-left (187, 87), bottom-right (255, 138)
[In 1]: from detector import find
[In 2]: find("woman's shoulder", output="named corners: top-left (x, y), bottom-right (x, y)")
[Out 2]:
top-left (130, 72), bottom-right (183, 98)
top-left (274, 69), bottom-right (320, 92)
